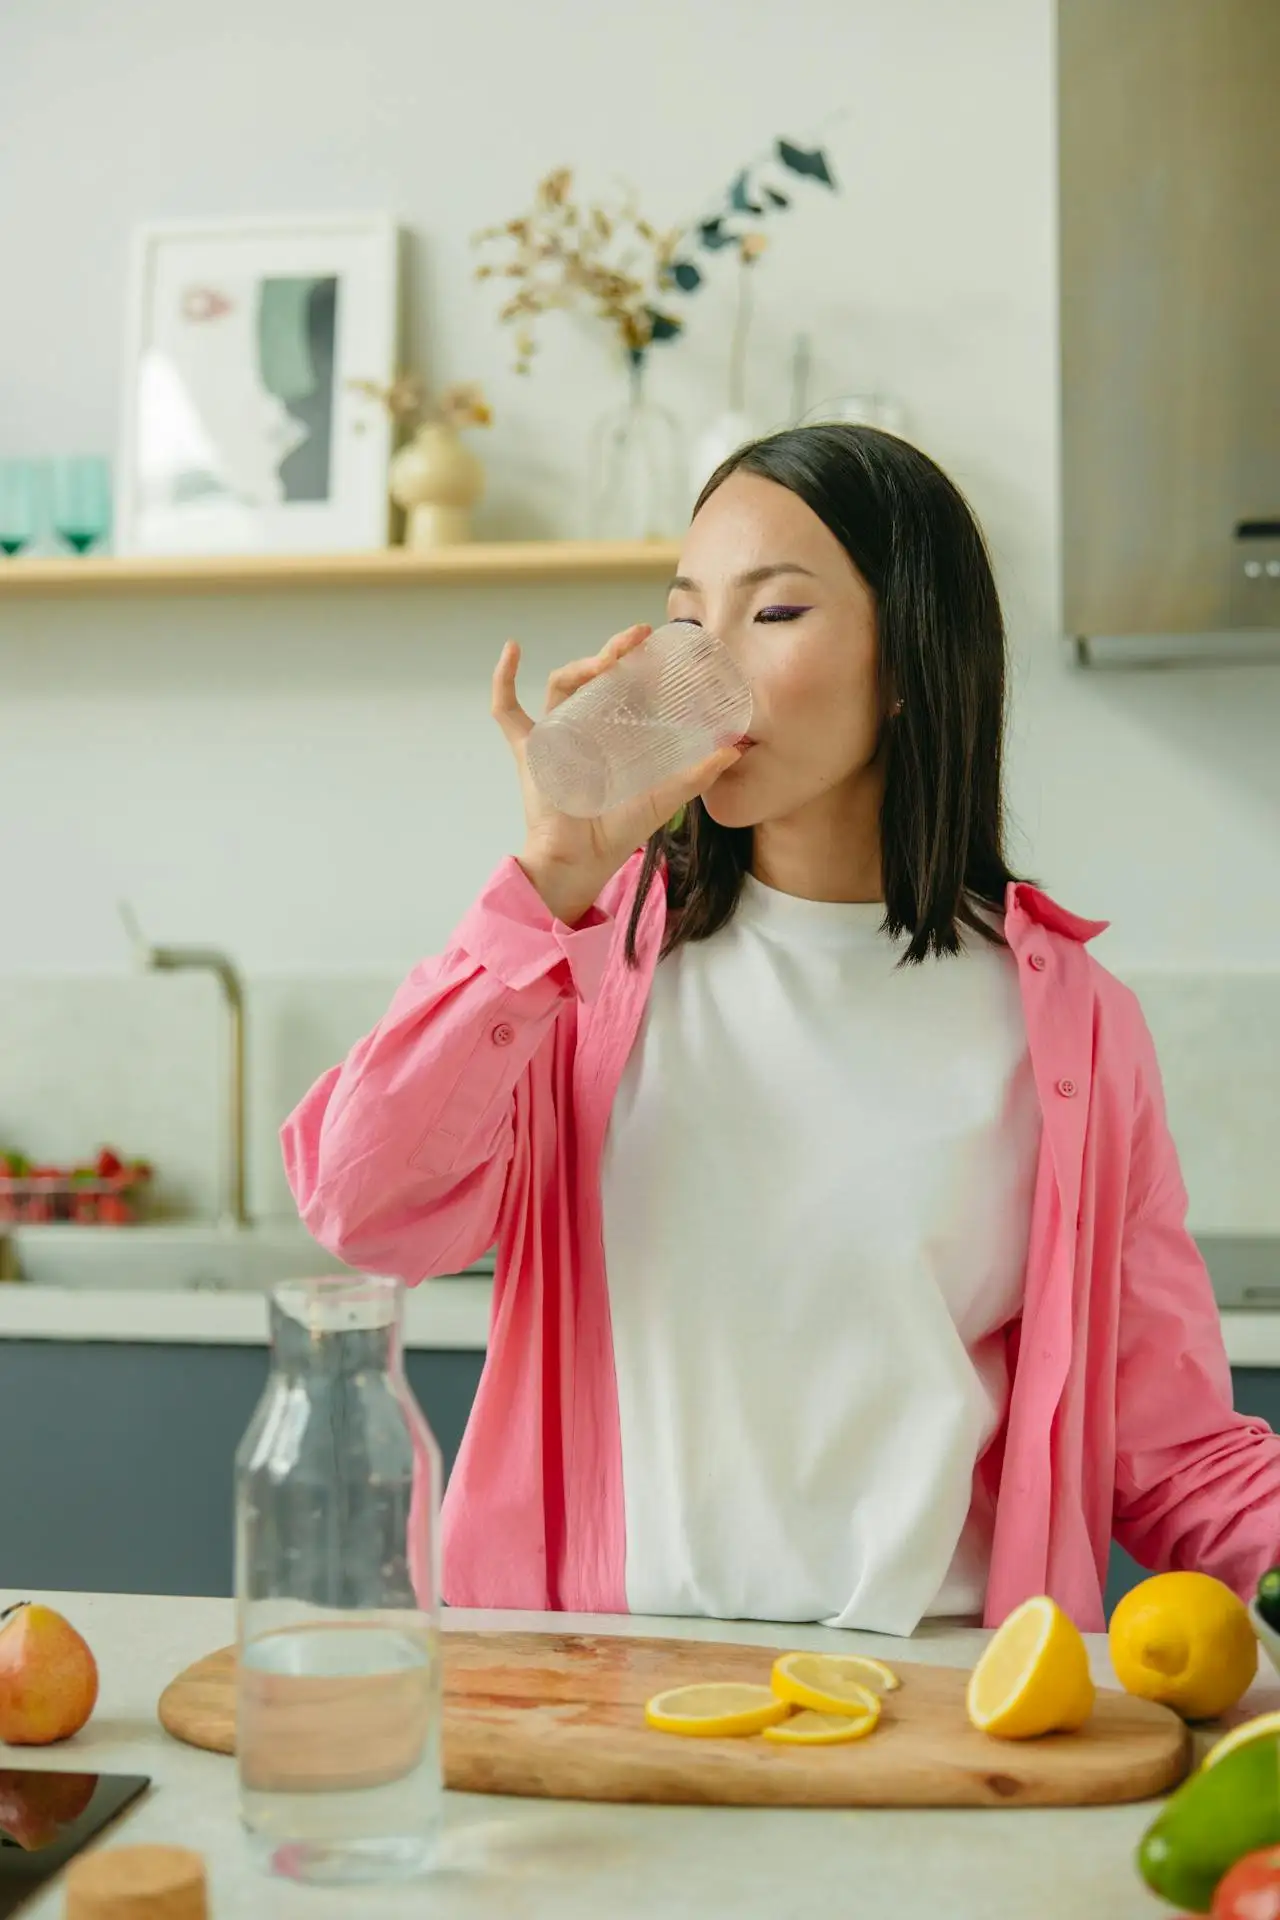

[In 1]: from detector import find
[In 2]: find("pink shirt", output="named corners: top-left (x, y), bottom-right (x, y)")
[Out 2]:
top-left (282, 856), bottom-right (1280, 1631)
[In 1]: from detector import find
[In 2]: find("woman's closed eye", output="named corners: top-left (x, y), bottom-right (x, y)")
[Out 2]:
top-left (666, 606), bottom-right (811, 628)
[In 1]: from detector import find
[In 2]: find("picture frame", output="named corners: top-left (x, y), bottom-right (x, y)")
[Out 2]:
top-left (116, 213), bottom-right (400, 557)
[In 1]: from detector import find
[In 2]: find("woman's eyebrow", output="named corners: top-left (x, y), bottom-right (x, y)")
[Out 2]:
top-left (668, 563), bottom-right (819, 593)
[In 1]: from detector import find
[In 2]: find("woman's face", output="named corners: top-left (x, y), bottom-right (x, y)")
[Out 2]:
top-left (669, 472), bottom-right (886, 831)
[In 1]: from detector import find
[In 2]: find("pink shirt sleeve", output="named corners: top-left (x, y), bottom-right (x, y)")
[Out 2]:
top-left (281, 858), bottom-right (615, 1283)
top-left (1112, 1016), bottom-right (1280, 1597)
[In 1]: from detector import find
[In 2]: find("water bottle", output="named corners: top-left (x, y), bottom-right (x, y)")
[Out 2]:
top-left (234, 1275), bottom-right (443, 1883)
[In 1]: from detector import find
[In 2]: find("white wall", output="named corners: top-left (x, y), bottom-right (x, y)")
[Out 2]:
top-left (0, 0), bottom-right (1277, 1223)
top-left (3, 0), bottom-right (1279, 975)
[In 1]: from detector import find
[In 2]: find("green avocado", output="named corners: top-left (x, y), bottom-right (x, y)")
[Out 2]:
top-left (1138, 1735), bottom-right (1280, 1912)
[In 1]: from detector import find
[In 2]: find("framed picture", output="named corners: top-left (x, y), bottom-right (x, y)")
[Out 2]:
top-left (117, 213), bottom-right (400, 556)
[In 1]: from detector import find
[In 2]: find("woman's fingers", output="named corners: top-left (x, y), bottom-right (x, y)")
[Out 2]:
top-left (491, 641), bottom-right (534, 745)
top-left (544, 623), bottom-right (652, 713)
top-left (630, 743), bottom-right (743, 838)
top-left (602, 622), bottom-right (652, 662)
top-left (544, 655), bottom-right (610, 713)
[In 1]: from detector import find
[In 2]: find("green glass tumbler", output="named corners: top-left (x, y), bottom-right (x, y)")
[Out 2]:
top-left (0, 460), bottom-right (43, 556)
top-left (51, 456), bottom-right (112, 554)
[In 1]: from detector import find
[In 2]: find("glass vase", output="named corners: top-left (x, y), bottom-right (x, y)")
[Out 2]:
top-left (588, 356), bottom-right (684, 541)
top-left (234, 1275), bottom-right (443, 1884)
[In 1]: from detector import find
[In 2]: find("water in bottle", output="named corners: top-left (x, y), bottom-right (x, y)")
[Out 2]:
top-left (235, 1276), bottom-right (443, 1883)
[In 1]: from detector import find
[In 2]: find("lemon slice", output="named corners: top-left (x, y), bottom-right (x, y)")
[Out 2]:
top-left (966, 1595), bottom-right (1096, 1740)
top-left (1202, 1709), bottom-right (1280, 1769)
top-left (644, 1683), bottom-right (790, 1739)
top-left (771, 1652), bottom-right (899, 1714)
top-left (763, 1703), bottom-right (880, 1746)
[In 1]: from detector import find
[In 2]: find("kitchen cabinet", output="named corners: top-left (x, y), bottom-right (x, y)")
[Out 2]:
top-left (1059, 0), bottom-right (1280, 662)
top-left (0, 1339), bottom-right (484, 1595)
top-left (6, 1333), bottom-right (1271, 1613)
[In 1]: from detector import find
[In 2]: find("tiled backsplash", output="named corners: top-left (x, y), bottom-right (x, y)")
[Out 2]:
top-left (0, 969), bottom-right (1276, 1234)
top-left (1127, 973), bottom-right (1280, 1236)
top-left (0, 975), bottom-right (397, 1222)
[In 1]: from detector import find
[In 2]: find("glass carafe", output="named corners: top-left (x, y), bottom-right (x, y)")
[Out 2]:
top-left (234, 1275), bottom-right (443, 1884)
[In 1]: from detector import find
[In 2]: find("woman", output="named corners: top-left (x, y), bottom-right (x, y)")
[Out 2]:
top-left (283, 424), bottom-right (1280, 1634)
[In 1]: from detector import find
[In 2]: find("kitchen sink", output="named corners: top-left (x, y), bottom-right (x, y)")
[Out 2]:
top-left (0, 1222), bottom-right (496, 1293)
top-left (0, 1221), bottom-right (352, 1292)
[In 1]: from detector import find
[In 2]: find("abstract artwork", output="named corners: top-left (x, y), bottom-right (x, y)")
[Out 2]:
top-left (117, 216), bottom-right (399, 556)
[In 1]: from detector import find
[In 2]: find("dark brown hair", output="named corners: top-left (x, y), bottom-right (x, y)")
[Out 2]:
top-left (625, 423), bottom-right (1021, 968)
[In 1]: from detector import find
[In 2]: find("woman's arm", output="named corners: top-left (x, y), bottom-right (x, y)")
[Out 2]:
top-left (281, 857), bottom-right (615, 1282)
top-left (1112, 1015), bottom-right (1280, 1599)
top-left (283, 632), bottom-right (740, 1285)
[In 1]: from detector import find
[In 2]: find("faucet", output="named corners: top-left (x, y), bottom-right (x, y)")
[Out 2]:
top-left (119, 904), bottom-right (250, 1228)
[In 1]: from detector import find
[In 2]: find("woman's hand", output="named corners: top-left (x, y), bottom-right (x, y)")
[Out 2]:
top-left (492, 624), bottom-right (741, 928)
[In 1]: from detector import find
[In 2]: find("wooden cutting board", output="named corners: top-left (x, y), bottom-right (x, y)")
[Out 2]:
top-left (157, 1629), bottom-right (1191, 1808)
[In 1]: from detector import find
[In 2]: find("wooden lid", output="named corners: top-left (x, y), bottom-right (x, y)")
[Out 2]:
top-left (64, 1846), bottom-right (208, 1920)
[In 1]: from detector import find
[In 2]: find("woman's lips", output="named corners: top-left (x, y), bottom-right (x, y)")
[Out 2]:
top-left (732, 735), bottom-right (757, 752)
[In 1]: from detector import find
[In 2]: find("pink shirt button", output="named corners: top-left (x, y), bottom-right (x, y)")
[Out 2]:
top-left (1028, 953), bottom-right (1048, 971)
top-left (1056, 1077), bottom-right (1078, 1098)
top-left (492, 1022), bottom-right (516, 1047)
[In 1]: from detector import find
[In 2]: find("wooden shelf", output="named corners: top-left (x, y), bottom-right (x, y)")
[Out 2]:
top-left (0, 539), bottom-right (683, 600)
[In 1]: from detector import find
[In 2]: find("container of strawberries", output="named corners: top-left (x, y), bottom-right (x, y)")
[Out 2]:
top-left (0, 1147), bottom-right (153, 1225)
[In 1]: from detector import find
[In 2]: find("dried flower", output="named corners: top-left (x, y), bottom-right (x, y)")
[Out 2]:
top-left (349, 375), bottom-right (492, 432)
top-left (474, 134), bottom-right (837, 377)
top-left (474, 168), bottom-right (683, 372)
top-left (437, 382), bottom-right (493, 429)
top-left (350, 374), bottom-right (425, 421)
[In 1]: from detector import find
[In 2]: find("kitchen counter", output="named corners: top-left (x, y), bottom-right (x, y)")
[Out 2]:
top-left (4, 1275), bottom-right (1280, 1365)
top-left (4, 1589), bottom-right (1275, 1919)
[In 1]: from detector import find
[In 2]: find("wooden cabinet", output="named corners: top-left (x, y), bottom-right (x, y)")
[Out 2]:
top-left (1059, 0), bottom-right (1280, 645)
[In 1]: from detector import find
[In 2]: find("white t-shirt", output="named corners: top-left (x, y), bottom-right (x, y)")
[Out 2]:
top-left (599, 874), bottom-right (1041, 1635)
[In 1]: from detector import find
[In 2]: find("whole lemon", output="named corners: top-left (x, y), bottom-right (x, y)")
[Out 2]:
top-left (1110, 1572), bottom-right (1257, 1721)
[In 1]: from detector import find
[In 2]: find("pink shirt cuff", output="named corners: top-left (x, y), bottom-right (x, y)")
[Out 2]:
top-left (454, 857), bottom-right (617, 1004)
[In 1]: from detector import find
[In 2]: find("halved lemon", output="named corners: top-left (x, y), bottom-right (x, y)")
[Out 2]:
top-left (1202, 1710), bottom-right (1280, 1769)
top-left (644, 1683), bottom-right (790, 1739)
top-left (771, 1651), bottom-right (899, 1714)
top-left (966, 1595), bottom-right (1096, 1740)
top-left (763, 1703), bottom-right (880, 1746)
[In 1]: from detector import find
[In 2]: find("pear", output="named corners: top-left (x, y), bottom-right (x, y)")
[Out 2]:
top-left (0, 1603), bottom-right (99, 1745)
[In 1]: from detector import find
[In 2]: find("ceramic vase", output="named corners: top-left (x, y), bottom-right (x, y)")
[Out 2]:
top-left (389, 423), bottom-right (485, 548)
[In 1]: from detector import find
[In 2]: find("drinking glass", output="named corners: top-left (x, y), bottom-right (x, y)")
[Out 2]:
top-left (235, 1275), bottom-right (443, 1883)
top-left (524, 620), bottom-right (753, 818)
top-left (51, 456), bottom-right (112, 554)
top-left (0, 460), bottom-right (43, 556)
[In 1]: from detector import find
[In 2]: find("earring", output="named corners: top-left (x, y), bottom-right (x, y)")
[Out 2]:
top-left (891, 698), bottom-right (904, 717)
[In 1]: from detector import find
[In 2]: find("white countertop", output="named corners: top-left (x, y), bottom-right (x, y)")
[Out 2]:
top-left (8, 1588), bottom-right (1266, 1920)
top-left (3, 1277), bottom-right (1280, 1366)
top-left (1217, 1311), bottom-right (1280, 1368)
